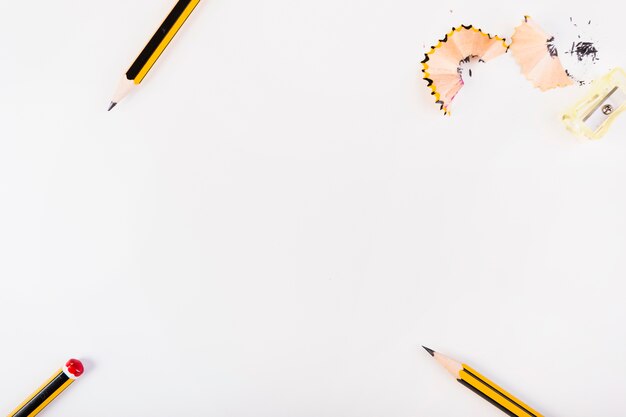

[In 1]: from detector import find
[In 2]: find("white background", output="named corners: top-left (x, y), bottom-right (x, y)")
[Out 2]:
top-left (1, 0), bottom-right (625, 415)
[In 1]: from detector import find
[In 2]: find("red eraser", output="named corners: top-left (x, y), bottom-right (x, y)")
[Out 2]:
top-left (64, 359), bottom-right (84, 379)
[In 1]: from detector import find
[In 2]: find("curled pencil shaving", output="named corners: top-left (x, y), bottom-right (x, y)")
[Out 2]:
top-left (510, 16), bottom-right (574, 91)
top-left (421, 24), bottom-right (508, 115)
top-left (512, 16), bottom-right (600, 89)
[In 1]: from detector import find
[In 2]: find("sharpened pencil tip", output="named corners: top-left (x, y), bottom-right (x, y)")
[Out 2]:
top-left (108, 102), bottom-right (117, 111)
top-left (422, 346), bottom-right (435, 356)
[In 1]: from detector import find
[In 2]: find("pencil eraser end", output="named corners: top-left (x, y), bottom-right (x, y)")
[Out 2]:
top-left (64, 359), bottom-right (84, 379)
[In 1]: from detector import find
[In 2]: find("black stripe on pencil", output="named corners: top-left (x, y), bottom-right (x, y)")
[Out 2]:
top-left (11, 373), bottom-right (70, 417)
top-left (126, 0), bottom-right (194, 81)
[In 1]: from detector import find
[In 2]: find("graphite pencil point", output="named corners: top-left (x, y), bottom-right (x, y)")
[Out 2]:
top-left (422, 346), bottom-right (435, 356)
top-left (108, 102), bottom-right (117, 111)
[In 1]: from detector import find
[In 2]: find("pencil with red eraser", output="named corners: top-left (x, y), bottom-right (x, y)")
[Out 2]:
top-left (8, 359), bottom-right (84, 417)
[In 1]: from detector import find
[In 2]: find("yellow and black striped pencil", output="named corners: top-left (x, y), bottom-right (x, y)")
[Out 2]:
top-left (8, 359), bottom-right (84, 417)
top-left (109, 0), bottom-right (201, 110)
top-left (423, 347), bottom-right (543, 417)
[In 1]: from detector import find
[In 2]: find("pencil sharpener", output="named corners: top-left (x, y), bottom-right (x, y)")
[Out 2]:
top-left (562, 68), bottom-right (626, 140)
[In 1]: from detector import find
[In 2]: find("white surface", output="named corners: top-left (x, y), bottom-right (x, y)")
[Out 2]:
top-left (1, 0), bottom-right (626, 416)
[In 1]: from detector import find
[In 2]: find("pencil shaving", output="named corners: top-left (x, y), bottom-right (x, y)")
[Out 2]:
top-left (510, 16), bottom-right (600, 90)
top-left (421, 24), bottom-right (508, 115)
top-left (510, 16), bottom-right (573, 91)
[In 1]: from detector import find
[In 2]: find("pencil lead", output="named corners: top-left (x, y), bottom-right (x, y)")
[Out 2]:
top-left (108, 102), bottom-right (117, 111)
top-left (422, 346), bottom-right (435, 356)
